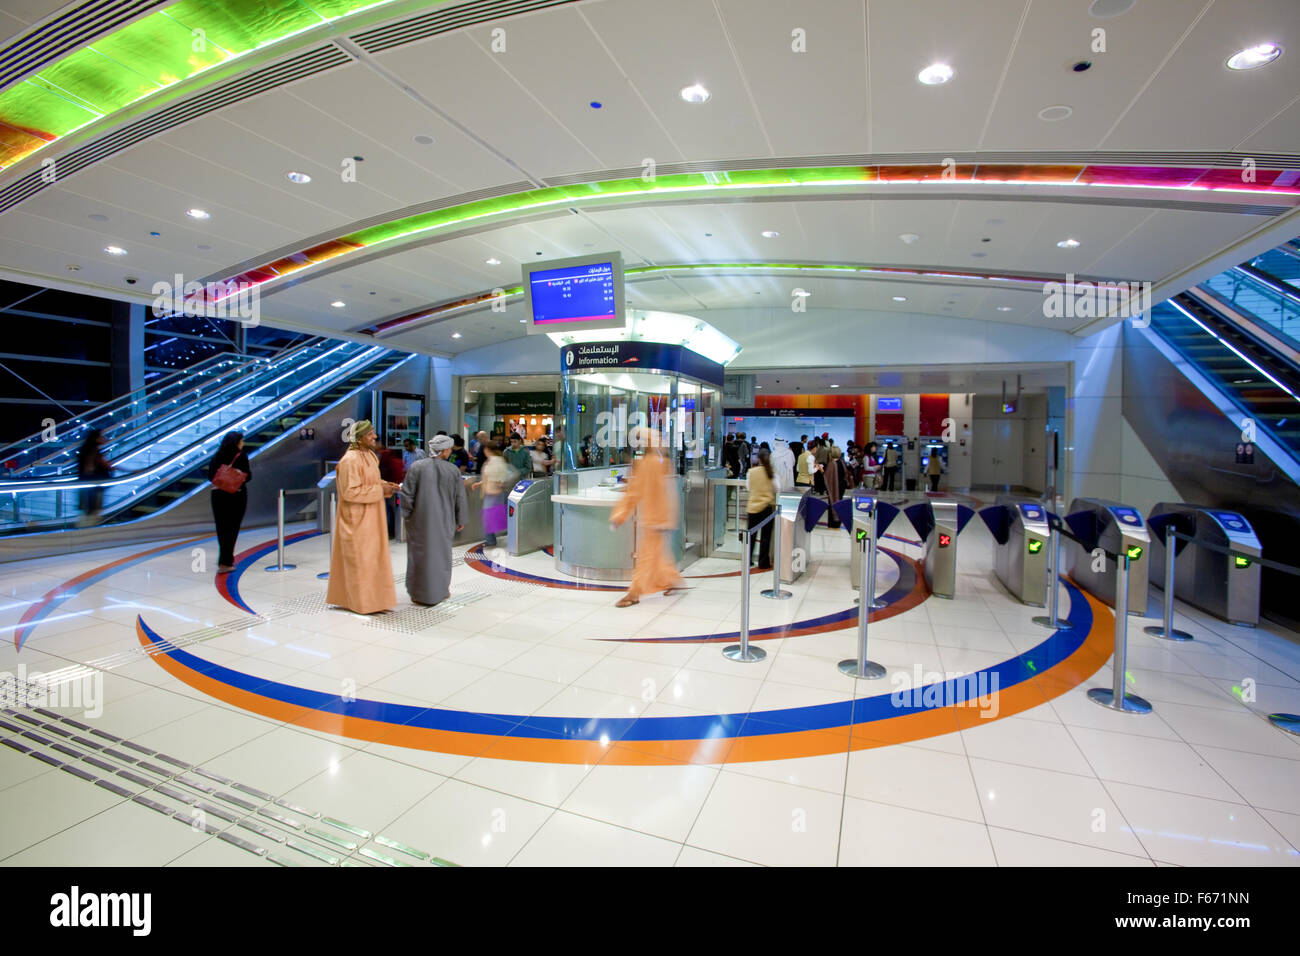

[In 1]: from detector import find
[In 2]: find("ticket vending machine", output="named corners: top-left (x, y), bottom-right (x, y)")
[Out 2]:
top-left (1147, 503), bottom-right (1263, 626)
top-left (506, 477), bottom-right (553, 555)
top-left (980, 496), bottom-right (1052, 606)
top-left (1063, 498), bottom-right (1151, 614)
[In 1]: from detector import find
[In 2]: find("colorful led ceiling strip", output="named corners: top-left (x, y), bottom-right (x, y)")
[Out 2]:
top-left (204, 162), bottom-right (1300, 304)
top-left (0, 0), bottom-right (407, 168)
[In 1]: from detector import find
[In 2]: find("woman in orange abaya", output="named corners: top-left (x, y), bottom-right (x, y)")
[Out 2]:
top-left (609, 427), bottom-right (685, 608)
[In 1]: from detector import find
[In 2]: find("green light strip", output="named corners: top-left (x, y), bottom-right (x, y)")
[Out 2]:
top-left (0, 0), bottom-right (410, 168)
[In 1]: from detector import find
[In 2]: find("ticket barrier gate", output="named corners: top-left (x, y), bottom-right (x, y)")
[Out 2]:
top-left (1063, 498), bottom-right (1151, 615)
top-left (904, 501), bottom-right (975, 599)
top-left (775, 492), bottom-right (810, 584)
top-left (979, 496), bottom-right (1052, 606)
top-left (1147, 503), bottom-right (1262, 627)
top-left (831, 494), bottom-right (899, 600)
top-left (506, 477), bottom-right (553, 555)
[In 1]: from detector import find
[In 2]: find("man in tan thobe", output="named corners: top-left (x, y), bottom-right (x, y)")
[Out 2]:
top-left (327, 419), bottom-right (398, 613)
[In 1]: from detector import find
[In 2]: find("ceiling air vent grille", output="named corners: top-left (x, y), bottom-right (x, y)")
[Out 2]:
top-left (0, 0), bottom-right (168, 92)
top-left (349, 0), bottom-right (577, 54)
top-left (0, 44), bottom-right (350, 216)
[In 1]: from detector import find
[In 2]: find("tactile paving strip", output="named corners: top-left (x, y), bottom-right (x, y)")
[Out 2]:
top-left (0, 706), bottom-right (458, 867)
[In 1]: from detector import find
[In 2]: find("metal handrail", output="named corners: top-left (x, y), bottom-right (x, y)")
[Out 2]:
top-left (0, 342), bottom-right (378, 490)
top-left (1, 335), bottom-right (332, 476)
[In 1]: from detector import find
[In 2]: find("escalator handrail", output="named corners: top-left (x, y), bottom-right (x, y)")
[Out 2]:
top-left (0, 335), bottom-right (329, 476)
top-left (1187, 283), bottom-right (1300, 371)
top-left (1235, 263), bottom-right (1300, 305)
top-left (0, 344), bottom-right (393, 495)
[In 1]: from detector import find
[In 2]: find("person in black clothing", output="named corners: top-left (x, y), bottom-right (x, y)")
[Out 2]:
top-left (208, 431), bottom-right (250, 572)
top-left (77, 428), bottom-right (111, 525)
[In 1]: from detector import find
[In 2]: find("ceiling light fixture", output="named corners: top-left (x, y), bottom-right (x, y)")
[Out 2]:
top-left (917, 63), bottom-right (954, 85)
top-left (996, 306), bottom-right (1013, 311)
top-left (186, 208), bottom-right (210, 220)
top-left (680, 83), bottom-right (710, 104)
top-left (413, 134), bottom-right (435, 145)
top-left (486, 257), bottom-right (501, 265)
top-left (793, 288), bottom-right (811, 297)
top-left (104, 246), bottom-right (127, 256)
top-left (761, 230), bottom-right (779, 238)
top-left (1037, 105), bottom-right (1073, 121)
top-left (1227, 43), bottom-right (1282, 71)
top-left (1057, 238), bottom-right (1081, 248)
top-left (286, 171), bottom-right (312, 184)
top-left (452, 332), bottom-right (462, 339)
top-left (830, 384), bottom-right (840, 388)
top-left (899, 233), bottom-right (920, 244)
top-left (892, 296), bottom-right (907, 302)
top-left (330, 300), bottom-right (345, 308)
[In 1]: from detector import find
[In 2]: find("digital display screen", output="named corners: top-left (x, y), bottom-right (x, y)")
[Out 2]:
top-left (530, 262), bottom-right (617, 324)
top-left (878, 397), bottom-right (902, 411)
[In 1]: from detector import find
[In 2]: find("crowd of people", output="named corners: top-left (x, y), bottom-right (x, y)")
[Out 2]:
top-left (721, 430), bottom-right (946, 566)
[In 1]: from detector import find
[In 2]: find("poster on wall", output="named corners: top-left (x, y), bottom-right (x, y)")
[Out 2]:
top-left (382, 392), bottom-right (425, 450)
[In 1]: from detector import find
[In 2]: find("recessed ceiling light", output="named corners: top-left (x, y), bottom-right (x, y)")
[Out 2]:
top-left (413, 134), bottom-right (435, 145)
top-left (186, 208), bottom-right (210, 219)
top-left (1038, 105), bottom-right (1073, 122)
top-left (917, 63), bottom-right (954, 85)
top-left (88, 213), bottom-right (109, 222)
top-left (899, 233), bottom-right (920, 244)
top-left (830, 384), bottom-right (840, 388)
top-left (971, 252), bottom-right (987, 258)
top-left (486, 257), bottom-right (501, 265)
top-left (892, 296), bottom-right (907, 302)
top-left (66, 264), bottom-right (80, 272)
top-left (996, 306), bottom-right (1013, 312)
top-left (1227, 43), bottom-right (1282, 71)
top-left (754, 385), bottom-right (762, 389)
top-left (330, 300), bottom-right (345, 308)
top-left (680, 83), bottom-right (710, 104)
top-left (104, 245), bottom-right (127, 256)
top-left (509, 381), bottom-right (519, 385)
top-left (286, 171), bottom-right (312, 184)
top-left (793, 288), bottom-right (811, 297)
top-left (519, 319), bottom-right (526, 323)
top-left (761, 230), bottom-right (779, 238)
top-left (589, 101), bottom-right (603, 109)
top-left (1057, 238), bottom-right (1081, 249)
top-left (452, 332), bottom-right (462, 339)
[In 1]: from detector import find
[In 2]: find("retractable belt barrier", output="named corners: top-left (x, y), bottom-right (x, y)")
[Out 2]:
top-left (264, 487), bottom-right (317, 572)
top-left (723, 504), bottom-right (783, 664)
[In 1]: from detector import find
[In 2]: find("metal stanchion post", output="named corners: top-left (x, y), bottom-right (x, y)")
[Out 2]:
top-left (1144, 526), bottom-right (1193, 641)
top-left (840, 528), bottom-right (886, 679)
top-left (724, 523), bottom-right (766, 663)
top-left (761, 504), bottom-right (792, 600)
top-left (1088, 552), bottom-right (1151, 713)
top-left (396, 494), bottom-right (405, 544)
top-left (265, 488), bottom-right (297, 572)
top-left (1032, 526), bottom-right (1073, 629)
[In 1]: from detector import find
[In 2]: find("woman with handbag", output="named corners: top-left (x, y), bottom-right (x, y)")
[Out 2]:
top-left (208, 431), bottom-right (250, 572)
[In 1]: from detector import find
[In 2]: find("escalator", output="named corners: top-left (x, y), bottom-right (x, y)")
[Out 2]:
top-left (0, 336), bottom-right (415, 550)
top-left (1125, 247), bottom-right (1300, 629)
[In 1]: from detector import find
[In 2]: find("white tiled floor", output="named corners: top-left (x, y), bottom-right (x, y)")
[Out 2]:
top-left (1, 512), bottom-right (1298, 866)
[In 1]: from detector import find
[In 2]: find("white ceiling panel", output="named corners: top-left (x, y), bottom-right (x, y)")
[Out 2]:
top-left (980, 0), bottom-right (1206, 150)
top-left (458, 8), bottom-right (683, 171)
top-left (716, 0), bottom-right (870, 158)
top-left (865, 0), bottom-right (1028, 154)
top-left (377, 31), bottom-right (602, 180)
top-left (1102, 0), bottom-right (1300, 150)
top-left (284, 64), bottom-right (526, 193)
top-left (578, 0), bottom-right (773, 161)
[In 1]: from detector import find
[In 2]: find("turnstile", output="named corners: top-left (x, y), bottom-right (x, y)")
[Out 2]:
top-left (1063, 498), bottom-right (1150, 615)
top-left (1148, 503), bottom-right (1262, 626)
top-left (842, 494), bottom-right (900, 590)
top-left (774, 491), bottom-right (807, 584)
top-left (506, 477), bottom-right (553, 555)
top-left (980, 495), bottom-right (1051, 605)
top-left (904, 500), bottom-right (975, 599)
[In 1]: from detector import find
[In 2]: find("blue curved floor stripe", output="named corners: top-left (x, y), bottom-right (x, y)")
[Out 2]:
top-left (139, 580), bottom-right (1091, 742)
